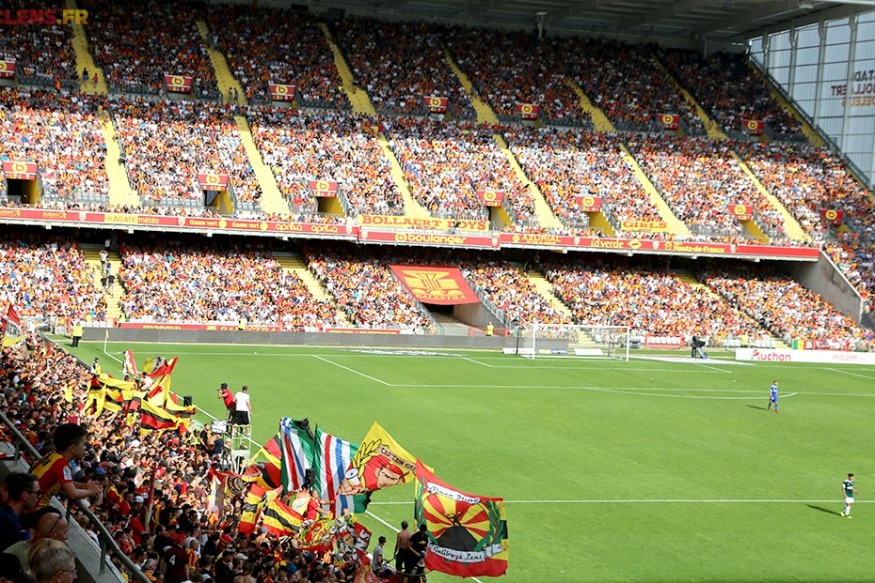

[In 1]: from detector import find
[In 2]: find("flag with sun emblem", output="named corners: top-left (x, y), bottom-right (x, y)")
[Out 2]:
top-left (414, 459), bottom-right (508, 577)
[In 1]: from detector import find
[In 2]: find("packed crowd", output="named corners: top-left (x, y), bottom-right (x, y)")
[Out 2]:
top-left (80, 0), bottom-right (219, 98)
top-left (385, 117), bottom-right (536, 224)
top-left (305, 248), bottom-right (436, 334)
top-left (0, 237), bottom-right (107, 325)
top-left (625, 134), bottom-right (786, 237)
top-left (111, 97), bottom-right (262, 204)
top-left (700, 265), bottom-right (874, 351)
top-left (204, 6), bottom-right (346, 109)
top-left (0, 338), bottom-right (385, 582)
top-left (333, 17), bottom-right (475, 119)
top-left (825, 238), bottom-right (874, 312)
top-left (502, 125), bottom-right (665, 231)
top-left (553, 38), bottom-right (705, 134)
top-left (542, 256), bottom-right (771, 345)
top-left (462, 260), bottom-right (571, 328)
top-left (117, 242), bottom-right (341, 331)
top-left (658, 50), bottom-right (804, 140)
top-left (0, 0), bottom-right (79, 89)
top-left (0, 88), bottom-right (110, 203)
top-left (444, 26), bottom-right (589, 126)
top-left (248, 108), bottom-right (404, 216)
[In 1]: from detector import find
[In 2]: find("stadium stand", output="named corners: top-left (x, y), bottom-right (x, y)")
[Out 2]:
top-left (333, 17), bottom-right (477, 119)
top-left (0, 88), bottom-right (110, 206)
top-left (204, 6), bottom-right (347, 109)
top-left (80, 0), bottom-right (219, 99)
top-left (247, 107), bottom-right (403, 216)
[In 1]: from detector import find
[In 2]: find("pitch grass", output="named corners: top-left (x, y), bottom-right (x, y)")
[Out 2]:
top-left (68, 341), bottom-right (875, 582)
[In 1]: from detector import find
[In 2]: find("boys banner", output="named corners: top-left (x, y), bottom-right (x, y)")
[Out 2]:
top-left (414, 459), bottom-right (508, 578)
top-left (389, 265), bottom-right (479, 305)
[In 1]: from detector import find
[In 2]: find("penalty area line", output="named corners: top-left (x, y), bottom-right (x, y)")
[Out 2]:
top-left (311, 355), bottom-right (391, 386)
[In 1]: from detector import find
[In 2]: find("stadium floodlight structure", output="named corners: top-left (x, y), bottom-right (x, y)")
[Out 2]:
top-left (519, 322), bottom-right (631, 361)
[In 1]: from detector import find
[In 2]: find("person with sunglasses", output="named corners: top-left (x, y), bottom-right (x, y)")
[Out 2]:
top-left (0, 472), bottom-right (40, 552)
top-left (4, 508), bottom-right (69, 576)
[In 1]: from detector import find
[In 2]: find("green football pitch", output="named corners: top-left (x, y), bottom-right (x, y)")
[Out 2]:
top-left (68, 341), bottom-right (875, 582)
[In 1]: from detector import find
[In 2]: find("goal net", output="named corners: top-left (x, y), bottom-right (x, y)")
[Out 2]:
top-left (517, 323), bottom-right (631, 361)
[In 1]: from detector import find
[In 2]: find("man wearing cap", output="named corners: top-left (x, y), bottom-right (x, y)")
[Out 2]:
top-left (217, 383), bottom-right (235, 421)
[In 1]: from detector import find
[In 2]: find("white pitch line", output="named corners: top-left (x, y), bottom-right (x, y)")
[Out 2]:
top-left (369, 498), bottom-right (871, 505)
top-left (462, 357), bottom-right (494, 368)
top-left (311, 355), bottom-right (392, 386)
top-left (826, 367), bottom-right (875, 380)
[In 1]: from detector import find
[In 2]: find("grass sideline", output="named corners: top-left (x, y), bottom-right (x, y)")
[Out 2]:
top-left (66, 340), bottom-right (875, 582)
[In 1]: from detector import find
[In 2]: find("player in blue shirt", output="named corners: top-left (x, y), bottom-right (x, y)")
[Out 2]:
top-left (767, 380), bottom-right (779, 413)
top-left (841, 473), bottom-right (858, 518)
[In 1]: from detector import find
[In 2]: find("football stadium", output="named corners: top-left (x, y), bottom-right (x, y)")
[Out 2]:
top-left (1, 0), bottom-right (875, 582)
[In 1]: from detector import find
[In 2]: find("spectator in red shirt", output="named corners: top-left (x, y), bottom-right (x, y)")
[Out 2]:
top-left (28, 423), bottom-right (100, 509)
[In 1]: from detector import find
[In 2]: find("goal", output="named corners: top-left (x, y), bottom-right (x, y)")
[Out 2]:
top-left (517, 323), bottom-right (631, 361)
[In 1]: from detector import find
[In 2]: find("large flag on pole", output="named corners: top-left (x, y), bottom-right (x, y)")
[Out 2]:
top-left (414, 459), bottom-right (509, 578)
top-left (262, 496), bottom-right (307, 536)
top-left (313, 428), bottom-right (359, 516)
top-left (1, 305), bottom-right (25, 348)
top-left (339, 422), bottom-right (417, 497)
top-left (279, 418), bottom-right (315, 494)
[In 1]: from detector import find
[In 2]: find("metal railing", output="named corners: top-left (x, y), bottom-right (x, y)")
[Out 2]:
top-left (0, 410), bottom-right (150, 583)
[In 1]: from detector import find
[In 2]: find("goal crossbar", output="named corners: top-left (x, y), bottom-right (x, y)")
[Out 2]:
top-left (517, 323), bottom-right (631, 361)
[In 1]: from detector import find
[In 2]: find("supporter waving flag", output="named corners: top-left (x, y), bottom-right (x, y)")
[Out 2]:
top-left (123, 349), bottom-right (139, 377)
top-left (262, 496), bottom-right (307, 536)
top-left (279, 417), bottom-right (315, 494)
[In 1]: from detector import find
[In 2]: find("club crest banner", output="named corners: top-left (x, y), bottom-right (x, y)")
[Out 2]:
top-left (389, 265), bottom-right (479, 305)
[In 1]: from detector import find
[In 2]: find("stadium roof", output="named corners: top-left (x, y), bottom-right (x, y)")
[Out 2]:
top-left (292, 0), bottom-right (874, 45)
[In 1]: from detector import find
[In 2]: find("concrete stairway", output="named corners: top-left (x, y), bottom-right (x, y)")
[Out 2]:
top-left (526, 270), bottom-right (573, 319)
top-left (619, 144), bottom-right (691, 237)
top-left (273, 254), bottom-right (353, 325)
top-left (651, 57), bottom-right (728, 141)
top-left (67, 0), bottom-right (107, 95)
top-left (82, 246), bottom-right (122, 325)
top-left (234, 115), bottom-right (289, 215)
top-left (747, 62), bottom-right (824, 148)
top-left (99, 111), bottom-right (137, 205)
top-left (729, 151), bottom-right (810, 242)
top-left (566, 78), bottom-right (616, 133)
top-left (444, 51), bottom-right (499, 125)
top-left (197, 20), bottom-right (247, 105)
top-left (320, 24), bottom-right (376, 115)
top-left (493, 135), bottom-right (562, 230)
top-left (377, 134), bottom-right (430, 218)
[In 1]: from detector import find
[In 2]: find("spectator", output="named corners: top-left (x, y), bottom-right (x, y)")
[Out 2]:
top-left (5, 508), bottom-right (68, 575)
top-left (29, 423), bottom-right (101, 509)
top-left (0, 473), bottom-right (40, 552)
top-left (28, 538), bottom-right (75, 583)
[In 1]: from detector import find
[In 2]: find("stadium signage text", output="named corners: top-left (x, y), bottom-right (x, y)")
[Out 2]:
top-left (736, 348), bottom-right (875, 366)
top-left (0, 9), bottom-right (87, 25)
top-left (0, 208), bottom-right (822, 259)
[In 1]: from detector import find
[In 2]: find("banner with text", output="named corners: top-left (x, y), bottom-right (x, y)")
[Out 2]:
top-left (730, 204), bottom-right (753, 221)
top-left (197, 173), bottom-right (230, 191)
top-left (743, 119), bottom-right (764, 135)
top-left (0, 60), bottom-right (15, 79)
top-left (515, 102), bottom-right (539, 120)
top-left (164, 75), bottom-right (193, 94)
top-left (2, 161), bottom-right (37, 180)
top-left (620, 219), bottom-right (669, 232)
top-left (425, 96), bottom-right (448, 114)
top-left (389, 265), bottom-right (479, 305)
top-left (659, 113), bottom-right (679, 130)
top-left (477, 189), bottom-right (504, 207)
top-left (820, 209), bottom-right (844, 225)
top-left (359, 215), bottom-right (489, 232)
top-left (576, 195), bottom-right (602, 212)
top-left (308, 180), bottom-right (339, 197)
top-left (736, 348), bottom-right (875, 366)
top-left (269, 83), bottom-right (296, 101)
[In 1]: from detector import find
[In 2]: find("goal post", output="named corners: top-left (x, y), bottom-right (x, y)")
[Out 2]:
top-left (518, 322), bottom-right (631, 361)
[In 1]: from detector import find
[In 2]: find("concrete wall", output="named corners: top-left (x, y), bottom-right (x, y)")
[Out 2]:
top-left (790, 251), bottom-right (864, 324)
top-left (82, 328), bottom-right (521, 349)
top-left (453, 301), bottom-right (498, 328)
